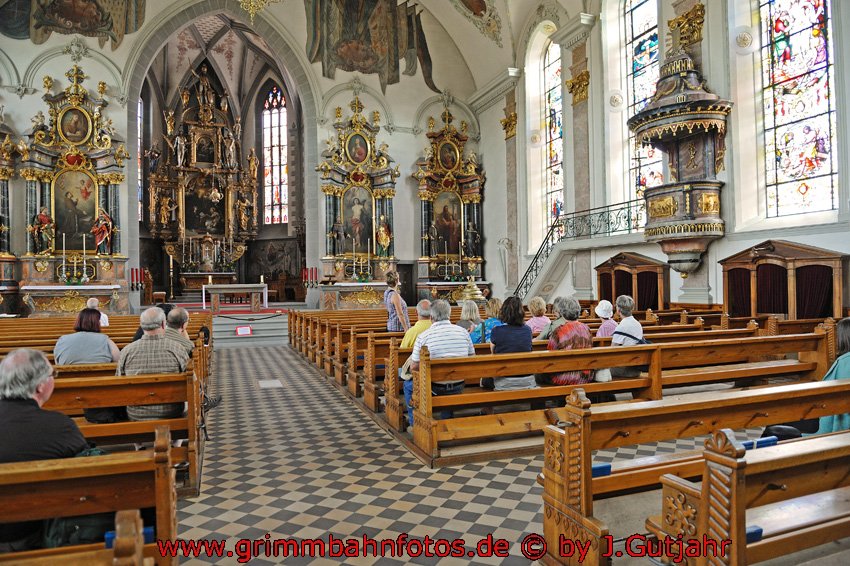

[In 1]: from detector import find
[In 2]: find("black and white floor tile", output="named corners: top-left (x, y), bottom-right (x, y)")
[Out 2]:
top-left (177, 344), bottom-right (821, 565)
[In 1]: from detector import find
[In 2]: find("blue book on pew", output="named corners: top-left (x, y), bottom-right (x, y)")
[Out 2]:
top-left (105, 526), bottom-right (155, 548)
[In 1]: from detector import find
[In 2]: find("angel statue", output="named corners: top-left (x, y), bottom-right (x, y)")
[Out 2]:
top-left (158, 194), bottom-right (178, 227)
top-left (236, 194), bottom-right (253, 231)
top-left (164, 110), bottom-right (175, 136)
top-left (91, 210), bottom-right (114, 255)
top-left (174, 134), bottom-right (187, 167)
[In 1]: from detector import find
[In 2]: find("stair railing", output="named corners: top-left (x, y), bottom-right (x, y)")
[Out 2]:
top-left (514, 199), bottom-right (646, 299)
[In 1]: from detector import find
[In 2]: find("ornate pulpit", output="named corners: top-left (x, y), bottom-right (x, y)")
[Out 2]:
top-left (412, 108), bottom-right (488, 302)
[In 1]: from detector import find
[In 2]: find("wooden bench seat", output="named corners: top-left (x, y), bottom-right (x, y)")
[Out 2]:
top-left (539, 381), bottom-right (850, 565)
top-left (0, 426), bottom-right (176, 566)
top-left (645, 429), bottom-right (850, 565)
top-left (409, 331), bottom-right (829, 463)
top-left (44, 368), bottom-right (202, 497)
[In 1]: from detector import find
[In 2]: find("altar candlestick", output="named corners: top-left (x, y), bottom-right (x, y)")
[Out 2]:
top-left (62, 233), bottom-right (66, 277)
top-left (82, 234), bottom-right (86, 267)
top-left (169, 255), bottom-right (173, 270)
top-left (367, 239), bottom-right (371, 273)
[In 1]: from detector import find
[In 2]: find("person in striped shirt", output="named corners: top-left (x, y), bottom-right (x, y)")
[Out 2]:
top-left (406, 300), bottom-right (474, 427)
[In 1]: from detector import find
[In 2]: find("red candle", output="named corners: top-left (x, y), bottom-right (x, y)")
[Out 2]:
top-left (131, 268), bottom-right (136, 284)
top-left (312, 267), bottom-right (317, 283)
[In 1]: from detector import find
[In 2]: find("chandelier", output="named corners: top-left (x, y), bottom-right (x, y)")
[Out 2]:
top-left (239, 0), bottom-right (282, 23)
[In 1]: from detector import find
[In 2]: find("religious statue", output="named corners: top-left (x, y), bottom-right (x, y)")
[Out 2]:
top-left (91, 210), bottom-right (114, 255)
top-left (192, 65), bottom-right (212, 106)
top-left (158, 194), bottom-right (177, 227)
top-left (224, 133), bottom-right (237, 168)
top-left (464, 221), bottom-right (481, 257)
top-left (29, 207), bottom-right (54, 254)
top-left (180, 88), bottom-right (190, 107)
top-left (174, 134), bottom-right (186, 167)
top-left (164, 110), bottom-right (175, 136)
top-left (247, 148), bottom-right (259, 181)
top-left (332, 216), bottom-right (346, 255)
top-left (220, 91), bottom-right (229, 113)
top-left (236, 194), bottom-right (253, 232)
top-left (145, 145), bottom-right (162, 173)
top-left (233, 117), bottom-right (242, 140)
top-left (31, 110), bottom-right (46, 132)
top-left (428, 221), bottom-right (440, 257)
top-left (376, 215), bottom-right (392, 257)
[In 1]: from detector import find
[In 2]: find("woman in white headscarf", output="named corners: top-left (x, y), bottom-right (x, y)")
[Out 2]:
top-left (594, 300), bottom-right (616, 338)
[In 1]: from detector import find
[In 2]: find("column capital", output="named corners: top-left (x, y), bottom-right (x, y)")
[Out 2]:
top-left (551, 13), bottom-right (596, 50)
top-left (468, 68), bottom-right (522, 114)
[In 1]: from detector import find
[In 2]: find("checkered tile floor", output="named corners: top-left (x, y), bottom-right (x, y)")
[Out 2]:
top-left (177, 345), bottom-right (764, 565)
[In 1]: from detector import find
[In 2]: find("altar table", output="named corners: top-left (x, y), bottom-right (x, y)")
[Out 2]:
top-left (202, 284), bottom-right (268, 313)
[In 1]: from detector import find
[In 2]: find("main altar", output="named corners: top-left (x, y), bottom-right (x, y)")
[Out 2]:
top-left (8, 66), bottom-right (130, 316)
top-left (148, 65), bottom-right (256, 295)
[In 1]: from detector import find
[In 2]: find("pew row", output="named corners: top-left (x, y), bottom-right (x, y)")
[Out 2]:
top-left (539, 381), bottom-right (850, 566)
top-left (44, 367), bottom-right (203, 497)
top-left (645, 428), bottom-right (850, 565)
top-left (408, 331), bottom-right (830, 465)
top-left (0, 426), bottom-right (177, 566)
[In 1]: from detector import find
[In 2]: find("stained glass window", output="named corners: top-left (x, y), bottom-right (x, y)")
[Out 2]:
top-left (624, 0), bottom-right (662, 199)
top-left (543, 41), bottom-right (563, 234)
top-left (137, 98), bottom-right (143, 221)
top-left (761, 0), bottom-right (836, 217)
top-left (262, 85), bottom-right (288, 224)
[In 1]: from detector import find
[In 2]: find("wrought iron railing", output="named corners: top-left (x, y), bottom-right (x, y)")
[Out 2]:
top-left (514, 199), bottom-right (646, 299)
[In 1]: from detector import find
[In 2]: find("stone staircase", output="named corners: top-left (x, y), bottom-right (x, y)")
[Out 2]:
top-left (211, 307), bottom-right (301, 348)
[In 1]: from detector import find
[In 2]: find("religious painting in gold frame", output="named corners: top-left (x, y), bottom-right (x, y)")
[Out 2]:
top-left (191, 128), bottom-right (219, 166)
top-left (52, 169), bottom-right (98, 251)
top-left (433, 191), bottom-right (463, 255)
top-left (341, 186), bottom-right (374, 255)
top-left (57, 107), bottom-right (92, 146)
top-left (438, 140), bottom-right (460, 172)
top-left (345, 132), bottom-right (370, 165)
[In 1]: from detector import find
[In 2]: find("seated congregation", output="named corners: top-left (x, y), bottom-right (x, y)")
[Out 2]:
top-left (290, 272), bottom-right (850, 563)
top-left (0, 301), bottom-right (216, 563)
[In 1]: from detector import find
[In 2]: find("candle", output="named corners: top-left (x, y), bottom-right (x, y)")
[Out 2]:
top-left (260, 274), bottom-right (264, 284)
top-left (62, 233), bottom-right (66, 277)
top-left (182, 237), bottom-right (185, 262)
top-left (208, 275), bottom-right (213, 285)
top-left (82, 234), bottom-right (86, 267)
top-left (169, 255), bottom-right (173, 269)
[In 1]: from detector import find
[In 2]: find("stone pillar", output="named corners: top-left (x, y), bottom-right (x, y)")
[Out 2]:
top-left (386, 196), bottom-right (394, 257)
top-left (502, 92), bottom-right (519, 289)
top-left (677, 261), bottom-right (714, 305)
top-left (108, 182), bottom-right (121, 255)
top-left (553, 13), bottom-right (597, 300)
top-left (22, 174), bottom-right (39, 255)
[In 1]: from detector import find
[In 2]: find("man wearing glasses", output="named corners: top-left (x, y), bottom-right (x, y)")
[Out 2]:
top-left (0, 348), bottom-right (88, 551)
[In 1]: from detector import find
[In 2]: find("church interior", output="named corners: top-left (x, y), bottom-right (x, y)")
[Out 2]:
top-left (1, 0), bottom-right (850, 564)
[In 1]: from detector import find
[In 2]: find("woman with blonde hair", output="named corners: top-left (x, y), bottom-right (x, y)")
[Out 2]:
top-left (525, 296), bottom-right (549, 335)
top-left (383, 272), bottom-right (410, 333)
top-left (456, 300), bottom-right (481, 332)
top-left (478, 297), bottom-right (504, 343)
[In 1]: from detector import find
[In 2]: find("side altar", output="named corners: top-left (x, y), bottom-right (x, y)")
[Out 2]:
top-left (8, 66), bottom-right (130, 315)
top-left (316, 282), bottom-right (388, 311)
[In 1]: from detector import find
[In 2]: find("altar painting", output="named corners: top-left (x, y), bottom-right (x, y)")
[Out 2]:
top-left (53, 169), bottom-right (97, 250)
top-left (341, 186), bottom-right (373, 254)
top-left (185, 190), bottom-right (225, 236)
top-left (433, 191), bottom-right (462, 255)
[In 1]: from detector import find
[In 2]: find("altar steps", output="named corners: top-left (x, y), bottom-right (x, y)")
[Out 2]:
top-left (211, 304), bottom-right (303, 348)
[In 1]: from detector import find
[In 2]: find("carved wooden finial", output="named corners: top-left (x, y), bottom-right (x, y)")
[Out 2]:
top-left (567, 388), bottom-right (592, 409)
top-left (720, 312), bottom-right (729, 330)
top-left (704, 428), bottom-right (745, 458)
top-left (746, 319), bottom-right (759, 330)
top-left (154, 425), bottom-right (170, 463)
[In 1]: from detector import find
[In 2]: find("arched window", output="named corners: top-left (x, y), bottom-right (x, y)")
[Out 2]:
top-left (543, 41), bottom-right (564, 232)
top-left (262, 84), bottom-right (288, 224)
top-left (624, 0), bottom-right (661, 199)
top-left (760, 0), bottom-right (836, 217)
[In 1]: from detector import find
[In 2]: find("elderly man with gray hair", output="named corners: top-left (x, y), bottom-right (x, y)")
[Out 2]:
top-left (86, 297), bottom-right (109, 327)
top-left (403, 299), bottom-right (475, 428)
top-left (165, 307), bottom-right (194, 356)
top-left (400, 299), bottom-right (432, 349)
top-left (118, 307), bottom-right (189, 421)
top-left (610, 294), bottom-right (645, 378)
top-left (0, 349), bottom-right (89, 551)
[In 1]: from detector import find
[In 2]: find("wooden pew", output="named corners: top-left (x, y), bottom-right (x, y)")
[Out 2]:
top-left (410, 331), bottom-right (829, 463)
top-left (539, 381), bottom-right (850, 566)
top-left (44, 367), bottom-right (203, 497)
top-left (0, 426), bottom-right (176, 566)
top-left (646, 428), bottom-right (850, 565)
